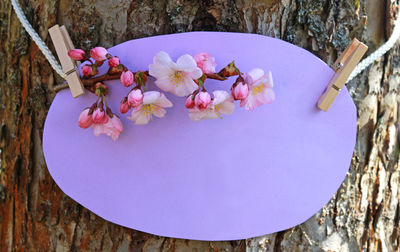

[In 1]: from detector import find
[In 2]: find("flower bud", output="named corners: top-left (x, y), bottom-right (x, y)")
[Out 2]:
top-left (218, 61), bottom-right (240, 77)
top-left (120, 98), bottom-right (130, 114)
top-left (108, 56), bottom-right (120, 67)
top-left (81, 65), bottom-right (93, 77)
top-left (94, 82), bottom-right (108, 96)
top-left (90, 47), bottom-right (108, 61)
top-left (78, 108), bottom-right (93, 129)
top-left (127, 89), bottom-right (143, 107)
top-left (134, 71), bottom-right (148, 86)
top-left (232, 82), bottom-right (249, 100)
top-left (120, 70), bottom-right (134, 87)
top-left (68, 49), bottom-right (86, 61)
top-left (92, 108), bottom-right (109, 124)
top-left (185, 95), bottom-right (195, 109)
top-left (193, 52), bottom-right (217, 74)
top-left (195, 91), bottom-right (211, 110)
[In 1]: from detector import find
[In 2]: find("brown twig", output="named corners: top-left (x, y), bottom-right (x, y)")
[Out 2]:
top-left (82, 73), bottom-right (122, 86)
top-left (54, 71), bottom-right (230, 93)
top-left (205, 73), bottom-right (228, 81)
top-left (53, 73), bottom-right (122, 92)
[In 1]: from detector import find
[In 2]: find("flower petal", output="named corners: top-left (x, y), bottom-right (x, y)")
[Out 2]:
top-left (154, 51), bottom-right (173, 65)
top-left (92, 124), bottom-right (104, 136)
top-left (153, 76), bottom-right (175, 93)
top-left (265, 71), bottom-right (274, 88)
top-left (154, 93), bottom-right (173, 108)
top-left (177, 54), bottom-right (203, 79)
top-left (176, 54), bottom-right (197, 69)
top-left (129, 108), bottom-right (151, 125)
top-left (152, 107), bottom-right (167, 118)
top-left (240, 93), bottom-right (256, 111)
top-left (188, 67), bottom-right (203, 80)
top-left (260, 88), bottom-right (275, 104)
top-left (188, 109), bottom-right (208, 121)
top-left (149, 51), bottom-right (174, 79)
top-left (212, 90), bottom-right (230, 105)
top-left (149, 63), bottom-right (173, 79)
top-left (143, 91), bottom-right (161, 104)
top-left (218, 99), bottom-right (235, 115)
top-left (244, 68), bottom-right (264, 85)
top-left (173, 77), bottom-right (198, 97)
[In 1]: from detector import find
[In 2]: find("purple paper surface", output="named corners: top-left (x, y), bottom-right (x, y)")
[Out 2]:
top-left (43, 32), bottom-right (357, 241)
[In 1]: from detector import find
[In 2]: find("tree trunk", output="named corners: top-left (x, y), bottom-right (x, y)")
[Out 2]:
top-left (0, 0), bottom-right (399, 251)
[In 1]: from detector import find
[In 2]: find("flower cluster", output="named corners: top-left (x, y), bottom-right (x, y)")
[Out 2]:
top-left (68, 47), bottom-right (275, 140)
top-left (77, 84), bottom-right (123, 140)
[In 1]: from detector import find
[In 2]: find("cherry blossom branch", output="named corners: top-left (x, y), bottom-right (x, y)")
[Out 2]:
top-left (68, 48), bottom-right (275, 141)
top-left (54, 71), bottom-right (230, 93)
top-left (82, 73), bottom-right (122, 86)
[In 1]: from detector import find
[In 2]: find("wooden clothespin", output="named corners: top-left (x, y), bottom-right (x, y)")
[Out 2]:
top-left (317, 38), bottom-right (368, 111)
top-left (49, 25), bottom-right (85, 98)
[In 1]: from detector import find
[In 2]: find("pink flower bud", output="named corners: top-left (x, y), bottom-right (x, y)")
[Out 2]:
top-left (185, 95), bottom-right (195, 109)
top-left (68, 49), bottom-right (86, 61)
top-left (92, 108), bottom-right (109, 124)
top-left (120, 99), bottom-right (130, 114)
top-left (193, 52), bottom-right (217, 74)
top-left (81, 65), bottom-right (92, 77)
top-left (78, 108), bottom-right (93, 129)
top-left (127, 89), bottom-right (143, 107)
top-left (232, 82), bottom-right (249, 100)
top-left (90, 47), bottom-right (108, 61)
top-left (120, 70), bottom-right (134, 87)
top-left (108, 56), bottom-right (120, 67)
top-left (195, 91), bottom-right (211, 110)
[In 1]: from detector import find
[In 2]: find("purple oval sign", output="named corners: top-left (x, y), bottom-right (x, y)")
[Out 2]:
top-left (43, 32), bottom-right (357, 241)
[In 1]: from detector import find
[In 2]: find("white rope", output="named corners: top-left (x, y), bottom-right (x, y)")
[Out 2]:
top-left (9, 0), bottom-right (400, 84)
top-left (10, 0), bottom-right (66, 79)
top-left (347, 14), bottom-right (400, 82)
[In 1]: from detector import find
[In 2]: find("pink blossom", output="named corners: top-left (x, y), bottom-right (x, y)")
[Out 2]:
top-left (120, 99), bottom-right (130, 114)
top-left (78, 108), bottom-right (93, 128)
top-left (127, 89), bottom-right (143, 107)
top-left (68, 49), bottom-right (86, 61)
top-left (185, 94), bottom-right (195, 109)
top-left (128, 91), bottom-right (173, 125)
top-left (193, 52), bottom-right (217, 74)
top-left (81, 65), bottom-right (93, 77)
top-left (108, 56), bottom-right (120, 67)
top-left (240, 69), bottom-right (275, 110)
top-left (232, 81), bottom-right (249, 100)
top-left (93, 115), bottom-right (123, 140)
top-left (148, 51), bottom-right (203, 97)
top-left (120, 70), bottom-right (134, 87)
top-left (194, 91), bottom-right (212, 111)
top-left (92, 108), bottom-right (109, 124)
top-left (90, 47), bottom-right (108, 61)
top-left (189, 90), bottom-right (235, 121)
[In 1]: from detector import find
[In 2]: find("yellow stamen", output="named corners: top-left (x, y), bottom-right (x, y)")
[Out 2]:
top-left (170, 71), bottom-right (184, 87)
top-left (143, 104), bottom-right (155, 120)
top-left (213, 105), bottom-right (223, 119)
top-left (252, 84), bottom-right (264, 95)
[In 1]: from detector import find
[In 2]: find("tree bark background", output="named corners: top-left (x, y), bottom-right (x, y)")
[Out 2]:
top-left (0, 0), bottom-right (399, 251)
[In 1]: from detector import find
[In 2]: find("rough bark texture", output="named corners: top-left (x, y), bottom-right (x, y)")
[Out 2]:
top-left (0, 0), bottom-right (399, 251)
